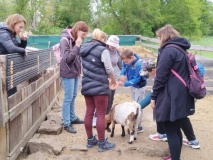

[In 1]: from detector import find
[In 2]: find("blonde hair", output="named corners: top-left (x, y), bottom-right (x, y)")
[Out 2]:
top-left (92, 28), bottom-right (107, 42)
top-left (156, 24), bottom-right (180, 45)
top-left (5, 14), bottom-right (26, 34)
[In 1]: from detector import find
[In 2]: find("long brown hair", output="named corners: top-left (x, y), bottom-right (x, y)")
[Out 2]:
top-left (5, 14), bottom-right (26, 35)
top-left (71, 21), bottom-right (89, 40)
top-left (156, 24), bottom-right (180, 45)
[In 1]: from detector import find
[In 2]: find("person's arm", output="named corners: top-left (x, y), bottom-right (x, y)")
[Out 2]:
top-left (117, 55), bottom-right (122, 70)
top-left (19, 40), bottom-right (27, 48)
top-left (60, 38), bottom-right (80, 64)
top-left (0, 31), bottom-right (25, 54)
top-left (139, 91), bottom-right (152, 109)
top-left (101, 49), bottom-right (116, 85)
top-left (151, 48), bottom-right (174, 101)
top-left (123, 61), bottom-right (141, 87)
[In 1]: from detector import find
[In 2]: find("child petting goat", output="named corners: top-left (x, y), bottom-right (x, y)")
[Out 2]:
top-left (105, 101), bottom-right (142, 144)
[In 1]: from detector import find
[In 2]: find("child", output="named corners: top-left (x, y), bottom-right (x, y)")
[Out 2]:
top-left (118, 49), bottom-right (147, 132)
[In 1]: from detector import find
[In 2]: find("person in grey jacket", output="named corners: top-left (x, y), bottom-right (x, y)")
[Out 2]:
top-left (0, 14), bottom-right (28, 96)
top-left (151, 24), bottom-right (195, 160)
top-left (60, 21), bottom-right (89, 134)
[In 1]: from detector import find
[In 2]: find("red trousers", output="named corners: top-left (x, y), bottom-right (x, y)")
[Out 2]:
top-left (84, 95), bottom-right (108, 142)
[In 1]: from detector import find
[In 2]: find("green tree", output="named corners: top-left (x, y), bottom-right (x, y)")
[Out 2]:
top-left (55, 0), bottom-right (92, 28)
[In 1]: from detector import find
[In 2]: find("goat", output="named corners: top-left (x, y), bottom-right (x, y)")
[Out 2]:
top-left (105, 101), bottom-right (141, 144)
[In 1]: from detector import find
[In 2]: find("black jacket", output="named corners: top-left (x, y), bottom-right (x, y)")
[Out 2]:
top-left (151, 37), bottom-right (195, 122)
top-left (80, 39), bottom-right (110, 96)
top-left (0, 22), bottom-right (27, 55)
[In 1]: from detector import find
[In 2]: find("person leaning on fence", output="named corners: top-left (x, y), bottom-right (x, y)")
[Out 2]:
top-left (150, 24), bottom-right (196, 160)
top-left (80, 28), bottom-right (116, 152)
top-left (0, 14), bottom-right (28, 97)
top-left (60, 21), bottom-right (89, 134)
top-left (118, 49), bottom-right (147, 133)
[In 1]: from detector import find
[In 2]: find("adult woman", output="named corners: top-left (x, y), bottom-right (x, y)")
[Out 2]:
top-left (106, 35), bottom-right (122, 115)
top-left (0, 14), bottom-right (28, 96)
top-left (151, 24), bottom-right (195, 160)
top-left (60, 21), bottom-right (89, 134)
top-left (80, 29), bottom-right (116, 152)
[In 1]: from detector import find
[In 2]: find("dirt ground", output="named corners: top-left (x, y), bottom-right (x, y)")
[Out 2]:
top-left (21, 88), bottom-right (213, 160)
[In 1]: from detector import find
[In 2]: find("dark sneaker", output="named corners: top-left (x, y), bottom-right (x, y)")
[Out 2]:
top-left (138, 126), bottom-right (144, 133)
top-left (98, 137), bottom-right (115, 152)
top-left (87, 135), bottom-right (98, 148)
top-left (64, 125), bottom-right (77, 133)
top-left (72, 118), bottom-right (84, 124)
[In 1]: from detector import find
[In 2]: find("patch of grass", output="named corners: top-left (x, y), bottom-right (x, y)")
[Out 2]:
top-left (191, 36), bottom-right (213, 46)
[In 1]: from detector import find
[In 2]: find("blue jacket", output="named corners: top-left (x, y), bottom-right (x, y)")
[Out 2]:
top-left (120, 53), bottom-right (146, 88)
top-left (151, 37), bottom-right (195, 122)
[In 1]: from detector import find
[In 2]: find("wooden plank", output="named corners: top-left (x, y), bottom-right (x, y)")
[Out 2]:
top-left (21, 87), bottom-right (28, 140)
top-left (27, 85), bottom-right (33, 130)
top-left (0, 126), bottom-right (7, 160)
top-left (7, 72), bottom-right (59, 122)
top-left (0, 55), bottom-right (7, 127)
top-left (9, 92), bottom-right (60, 160)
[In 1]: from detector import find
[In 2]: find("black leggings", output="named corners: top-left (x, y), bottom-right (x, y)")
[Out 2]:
top-left (157, 117), bottom-right (196, 141)
top-left (164, 120), bottom-right (182, 160)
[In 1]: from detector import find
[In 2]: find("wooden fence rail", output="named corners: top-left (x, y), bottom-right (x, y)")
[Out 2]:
top-left (0, 49), bottom-right (60, 160)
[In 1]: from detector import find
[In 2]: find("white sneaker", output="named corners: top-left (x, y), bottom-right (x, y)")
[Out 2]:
top-left (149, 133), bottom-right (167, 141)
top-left (182, 138), bottom-right (200, 149)
top-left (92, 117), bottom-right (97, 128)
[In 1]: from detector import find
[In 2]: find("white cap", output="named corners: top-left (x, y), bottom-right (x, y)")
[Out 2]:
top-left (106, 35), bottom-right (120, 48)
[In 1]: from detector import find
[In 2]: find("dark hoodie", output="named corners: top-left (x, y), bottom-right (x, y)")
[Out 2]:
top-left (151, 37), bottom-right (195, 122)
top-left (59, 28), bottom-right (81, 78)
top-left (0, 22), bottom-right (27, 55)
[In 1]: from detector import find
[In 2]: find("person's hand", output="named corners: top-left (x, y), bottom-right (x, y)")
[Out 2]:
top-left (151, 99), bottom-right (155, 109)
top-left (118, 81), bottom-right (124, 87)
top-left (19, 32), bottom-right (28, 41)
top-left (119, 75), bottom-right (127, 82)
top-left (75, 37), bottom-right (83, 47)
top-left (24, 51), bottom-right (28, 58)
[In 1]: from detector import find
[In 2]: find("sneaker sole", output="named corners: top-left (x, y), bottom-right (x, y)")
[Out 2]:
top-left (98, 146), bottom-right (115, 152)
top-left (87, 144), bottom-right (97, 148)
top-left (138, 130), bottom-right (144, 133)
top-left (149, 137), bottom-right (167, 141)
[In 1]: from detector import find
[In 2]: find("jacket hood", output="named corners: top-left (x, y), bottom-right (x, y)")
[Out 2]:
top-left (61, 27), bottom-right (74, 40)
top-left (0, 22), bottom-right (9, 31)
top-left (80, 39), bottom-right (106, 58)
top-left (162, 37), bottom-right (191, 50)
top-left (131, 53), bottom-right (140, 66)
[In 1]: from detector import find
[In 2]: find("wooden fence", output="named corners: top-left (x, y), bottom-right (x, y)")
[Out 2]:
top-left (0, 49), bottom-right (60, 160)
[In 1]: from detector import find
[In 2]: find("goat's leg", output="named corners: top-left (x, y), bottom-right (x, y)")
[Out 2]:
top-left (128, 123), bottom-right (136, 144)
top-left (121, 125), bottom-right (125, 137)
top-left (110, 121), bottom-right (115, 137)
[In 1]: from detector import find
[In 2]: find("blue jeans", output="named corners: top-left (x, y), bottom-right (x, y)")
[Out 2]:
top-left (139, 91), bottom-right (152, 109)
top-left (62, 77), bottom-right (79, 127)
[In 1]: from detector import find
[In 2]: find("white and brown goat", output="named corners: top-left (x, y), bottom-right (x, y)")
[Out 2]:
top-left (105, 101), bottom-right (141, 144)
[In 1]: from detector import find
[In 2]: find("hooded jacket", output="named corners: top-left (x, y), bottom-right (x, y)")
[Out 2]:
top-left (0, 22), bottom-right (27, 55)
top-left (151, 37), bottom-right (195, 122)
top-left (120, 53), bottom-right (146, 88)
top-left (59, 28), bottom-right (81, 78)
top-left (80, 39), bottom-right (110, 96)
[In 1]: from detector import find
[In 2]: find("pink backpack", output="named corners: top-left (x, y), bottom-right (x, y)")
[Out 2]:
top-left (167, 44), bottom-right (206, 99)
top-left (52, 37), bottom-right (69, 63)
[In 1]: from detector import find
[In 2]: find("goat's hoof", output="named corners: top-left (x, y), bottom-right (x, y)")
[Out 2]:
top-left (134, 137), bottom-right (137, 140)
top-left (128, 141), bottom-right (133, 144)
top-left (121, 133), bottom-right (125, 137)
top-left (110, 134), bottom-right (113, 137)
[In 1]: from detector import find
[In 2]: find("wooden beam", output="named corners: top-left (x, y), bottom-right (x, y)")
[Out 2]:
top-left (7, 71), bottom-right (59, 122)
top-left (8, 92), bottom-right (60, 160)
